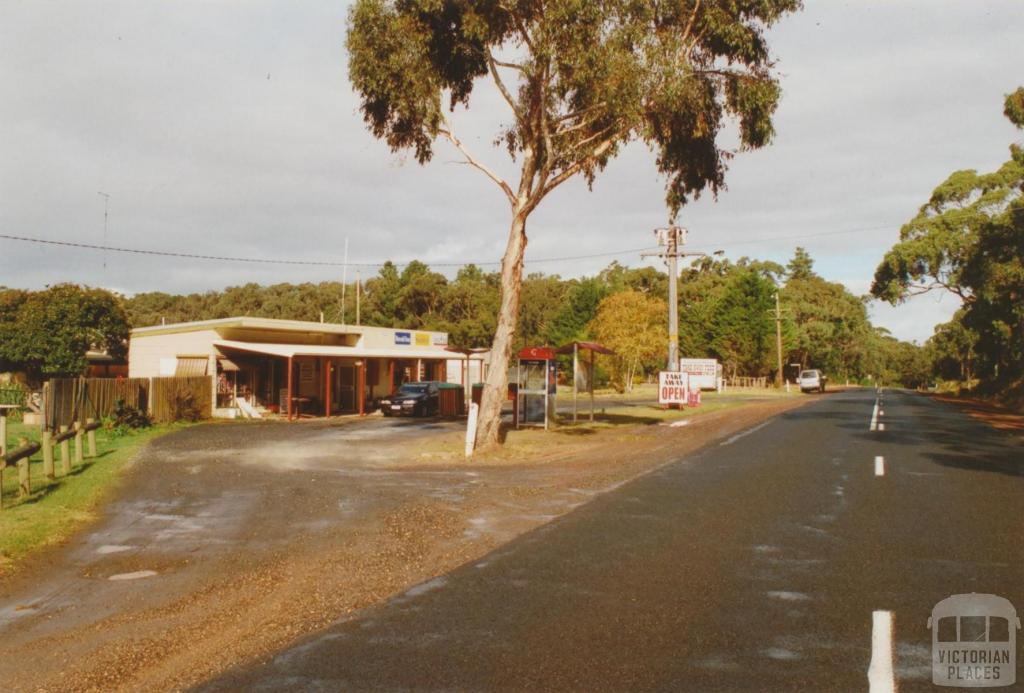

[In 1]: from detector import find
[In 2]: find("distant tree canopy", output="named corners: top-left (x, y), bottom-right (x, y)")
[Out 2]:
top-left (872, 86), bottom-right (1024, 391)
top-left (119, 246), bottom-right (924, 388)
top-left (0, 284), bottom-right (130, 383)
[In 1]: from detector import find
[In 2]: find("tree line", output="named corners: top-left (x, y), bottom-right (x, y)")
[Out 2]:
top-left (872, 87), bottom-right (1024, 405)
top-left (118, 247), bottom-right (922, 390)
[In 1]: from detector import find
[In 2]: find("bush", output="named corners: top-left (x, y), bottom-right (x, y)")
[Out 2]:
top-left (110, 398), bottom-right (151, 430)
top-left (169, 392), bottom-right (203, 422)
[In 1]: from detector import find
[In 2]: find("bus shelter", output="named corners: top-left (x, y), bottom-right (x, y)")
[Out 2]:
top-left (556, 341), bottom-right (614, 423)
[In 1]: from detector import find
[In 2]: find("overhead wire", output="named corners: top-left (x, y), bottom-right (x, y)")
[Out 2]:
top-left (0, 223), bottom-right (896, 270)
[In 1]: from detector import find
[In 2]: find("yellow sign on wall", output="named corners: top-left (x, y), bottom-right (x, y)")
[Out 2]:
top-left (414, 332), bottom-right (431, 347)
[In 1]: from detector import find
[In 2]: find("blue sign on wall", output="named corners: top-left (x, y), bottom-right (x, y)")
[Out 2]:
top-left (394, 331), bottom-right (411, 345)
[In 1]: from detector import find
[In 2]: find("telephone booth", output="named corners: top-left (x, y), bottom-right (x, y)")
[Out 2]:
top-left (517, 346), bottom-right (557, 430)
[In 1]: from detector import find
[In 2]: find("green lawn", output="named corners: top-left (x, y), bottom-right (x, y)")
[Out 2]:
top-left (0, 421), bottom-right (184, 572)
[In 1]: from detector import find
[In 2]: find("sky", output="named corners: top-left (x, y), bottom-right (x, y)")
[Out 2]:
top-left (1, 1), bottom-right (1022, 343)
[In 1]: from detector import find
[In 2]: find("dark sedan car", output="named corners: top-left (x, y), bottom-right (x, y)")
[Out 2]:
top-left (379, 381), bottom-right (441, 417)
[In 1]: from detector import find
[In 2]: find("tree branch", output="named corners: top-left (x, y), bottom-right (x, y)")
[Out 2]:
top-left (542, 130), bottom-right (625, 196)
top-left (488, 52), bottom-right (525, 122)
top-left (491, 57), bottom-right (525, 71)
top-left (680, 0), bottom-right (702, 45)
top-left (438, 115), bottom-right (516, 205)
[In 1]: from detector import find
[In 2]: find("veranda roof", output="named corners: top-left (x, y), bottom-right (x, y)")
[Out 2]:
top-left (213, 340), bottom-right (480, 361)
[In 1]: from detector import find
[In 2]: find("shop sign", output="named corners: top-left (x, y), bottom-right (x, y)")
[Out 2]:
top-left (658, 371), bottom-right (690, 405)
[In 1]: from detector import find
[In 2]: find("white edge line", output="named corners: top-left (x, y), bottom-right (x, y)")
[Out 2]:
top-left (719, 420), bottom-right (771, 446)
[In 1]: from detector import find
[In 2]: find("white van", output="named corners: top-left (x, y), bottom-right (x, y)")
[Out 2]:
top-left (798, 369), bottom-right (826, 393)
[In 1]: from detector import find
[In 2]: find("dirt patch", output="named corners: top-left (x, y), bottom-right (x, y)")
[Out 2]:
top-left (930, 393), bottom-right (1024, 435)
top-left (0, 396), bottom-right (812, 692)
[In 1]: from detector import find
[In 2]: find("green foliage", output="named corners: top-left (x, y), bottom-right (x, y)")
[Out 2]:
top-left (108, 398), bottom-right (152, 435)
top-left (114, 248), bottom-right (910, 385)
top-left (872, 86), bottom-right (1024, 389)
top-left (707, 268), bottom-right (776, 377)
top-left (786, 246), bottom-right (816, 281)
top-left (347, 0), bottom-right (801, 216)
top-left (782, 275), bottom-right (872, 380)
top-left (0, 284), bottom-right (130, 383)
top-left (588, 290), bottom-right (666, 392)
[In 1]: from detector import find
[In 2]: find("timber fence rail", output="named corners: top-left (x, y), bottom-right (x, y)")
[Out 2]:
top-left (0, 418), bottom-right (100, 509)
top-left (150, 377), bottom-right (212, 423)
top-left (43, 376), bottom-right (212, 430)
top-left (722, 376), bottom-right (771, 390)
top-left (43, 378), bottom-right (149, 431)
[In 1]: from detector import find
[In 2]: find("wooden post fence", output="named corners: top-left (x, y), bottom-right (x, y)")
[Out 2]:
top-left (74, 422), bottom-right (84, 467)
top-left (86, 418), bottom-right (97, 458)
top-left (42, 430), bottom-right (54, 480)
top-left (1, 438), bottom-right (41, 508)
top-left (59, 424), bottom-right (70, 476)
top-left (17, 437), bottom-right (30, 498)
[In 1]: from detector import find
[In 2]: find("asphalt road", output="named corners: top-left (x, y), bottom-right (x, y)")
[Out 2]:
top-left (199, 388), bottom-right (1023, 692)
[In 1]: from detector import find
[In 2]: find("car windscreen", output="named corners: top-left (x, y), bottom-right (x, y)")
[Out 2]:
top-left (399, 384), bottom-right (428, 394)
top-left (799, 370), bottom-right (818, 378)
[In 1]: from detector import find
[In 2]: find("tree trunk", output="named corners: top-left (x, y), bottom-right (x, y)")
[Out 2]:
top-left (476, 209), bottom-right (528, 449)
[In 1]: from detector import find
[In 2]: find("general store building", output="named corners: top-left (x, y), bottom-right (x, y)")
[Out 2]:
top-left (127, 317), bottom-right (487, 419)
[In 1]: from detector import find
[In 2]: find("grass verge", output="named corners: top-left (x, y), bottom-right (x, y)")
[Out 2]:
top-left (410, 390), bottom-right (803, 464)
top-left (0, 422), bottom-right (185, 573)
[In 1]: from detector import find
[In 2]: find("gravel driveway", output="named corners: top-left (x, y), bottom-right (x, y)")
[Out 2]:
top-left (0, 400), bottom-right (809, 692)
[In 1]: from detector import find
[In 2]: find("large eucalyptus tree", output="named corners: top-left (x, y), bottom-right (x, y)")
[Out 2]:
top-left (347, 0), bottom-right (801, 448)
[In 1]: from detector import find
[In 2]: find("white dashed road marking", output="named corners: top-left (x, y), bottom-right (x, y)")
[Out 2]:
top-left (868, 610), bottom-right (896, 692)
top-left (874, 456), bottom-right (885, 477)
top-left (108, 570), bottom-right (158, 581)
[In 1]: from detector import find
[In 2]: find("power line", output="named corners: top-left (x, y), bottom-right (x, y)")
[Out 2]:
top-left (0, 222), bottom-right (896, 270)
top-left (0, 232), bottom-right (654, 268)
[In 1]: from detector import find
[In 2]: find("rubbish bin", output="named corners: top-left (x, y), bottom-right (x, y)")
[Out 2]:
top-left (437, 383), bottom-right (465, 417)
top-left (471, 383), bottom-right (484, 406)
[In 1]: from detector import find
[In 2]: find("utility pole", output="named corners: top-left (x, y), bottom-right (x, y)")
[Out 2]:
top-left (774, 291), bottom-right (784, 388)
top-left (642, 227), bottom-right (722, 373)
top-left (97, 191), bottom-right (110, 270)
top-left (643, 227), bottom-right (685, 371)
top-left (355, 270), bottom-right (361, 325)
top-left (340, 237), bottom-right (349, 324)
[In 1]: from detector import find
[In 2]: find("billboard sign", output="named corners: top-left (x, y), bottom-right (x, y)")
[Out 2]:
top-left (394, 331), bottom-right (411, 346)
top-left (679, 358), bottom-right (720, 390)
top-left (658, 371), bottom-right (690, 405)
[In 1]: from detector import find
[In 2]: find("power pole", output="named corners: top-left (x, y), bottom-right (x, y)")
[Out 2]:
top-left (643, 227), bottom-right (685, 371)
top-left (774, 291), bottom-right (784, 388)
top-left (642, 227), bottom-right (724, 373)
top-left (97, 191), bottom-right (110, 271)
